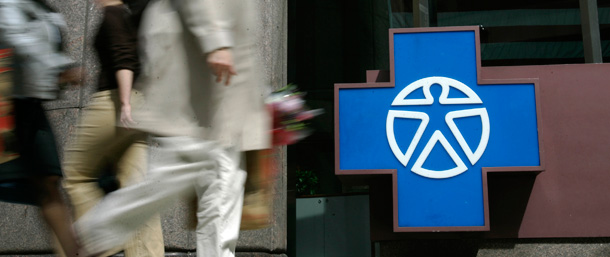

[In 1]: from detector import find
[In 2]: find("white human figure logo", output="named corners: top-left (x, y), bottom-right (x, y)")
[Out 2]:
top-left (386, 76), bottom-right (490, 179)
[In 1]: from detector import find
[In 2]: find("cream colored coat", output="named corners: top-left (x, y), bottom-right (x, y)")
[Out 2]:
top-left (131, 0), bottom-right (270, 151)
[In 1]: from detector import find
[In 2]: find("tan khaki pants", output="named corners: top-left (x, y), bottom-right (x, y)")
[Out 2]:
top-left (63, 90), bottom-right (164, 257)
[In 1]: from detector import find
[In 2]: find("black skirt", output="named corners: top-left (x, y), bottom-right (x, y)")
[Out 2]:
top-left (0, 98), bottom-right (62, 205)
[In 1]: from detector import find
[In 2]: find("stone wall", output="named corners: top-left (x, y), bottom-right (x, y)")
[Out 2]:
top-left (0, 0), bottom-right (287, 256)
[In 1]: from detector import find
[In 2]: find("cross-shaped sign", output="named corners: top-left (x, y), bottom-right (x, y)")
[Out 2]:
top-left (335, 26), bottom-right (544, 232)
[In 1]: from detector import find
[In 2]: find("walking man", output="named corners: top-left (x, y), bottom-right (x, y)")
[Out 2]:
top-left (76, 0), bottom-right (270, 256)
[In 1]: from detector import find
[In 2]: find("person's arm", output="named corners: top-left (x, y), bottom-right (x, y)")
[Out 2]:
top-left (173, 0), bottom-right (237, 85)
top-left (116, 69), bottom-right (134, 126)
top-left (0, 2), bottom-right (76, 81)
top-left (102, 7), bottom-right (139, 126)
top-left (206, 48), bottom-right (236, 85)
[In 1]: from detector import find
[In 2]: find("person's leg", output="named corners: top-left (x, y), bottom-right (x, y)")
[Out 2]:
top-left (116, 134), bottom-right (165, 257)
top-left (76, 137), bottom-right (220, 255)
top-left (64, 91), bottom-right (158, 256)
top-left (241, 149), bottom-right (273, 230)
top-left (35, 175), bottom-right (80, 257)
top-left (63, 91), bottom-right (119, 219)
top-left (195, 146), bottom-right (246, 257)
top-left (13, 99), bottom-right (80, 256)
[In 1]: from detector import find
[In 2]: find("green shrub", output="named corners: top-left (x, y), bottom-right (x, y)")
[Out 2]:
top-left (296, 170), bottom-right (319, 196)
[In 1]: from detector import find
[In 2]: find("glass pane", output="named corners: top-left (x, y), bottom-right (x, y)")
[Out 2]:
top-left (388, 0), bottom-right (610, 66)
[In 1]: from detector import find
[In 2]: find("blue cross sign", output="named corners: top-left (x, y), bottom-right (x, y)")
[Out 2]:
top-left (335, 27), bottom-right (543, 231)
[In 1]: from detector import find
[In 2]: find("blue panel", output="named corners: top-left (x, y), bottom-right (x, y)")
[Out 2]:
top-left (338, 30), bottom-right (540, 228)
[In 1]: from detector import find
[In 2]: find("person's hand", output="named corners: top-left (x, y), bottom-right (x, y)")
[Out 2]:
top-left (59, 67), bottom-right (83, 85)
top-left (207, 48), bottom-right (237, 86)
top-left (120, 104), bottom-right (135, 128)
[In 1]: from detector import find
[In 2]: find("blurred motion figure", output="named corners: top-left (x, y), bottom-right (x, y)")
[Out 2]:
top-left (75, 0), bottom-right (270, 256)
top-left (61, 0), bottom-right (164, 256)
top-left (0, 0), bottom-right (81, 255)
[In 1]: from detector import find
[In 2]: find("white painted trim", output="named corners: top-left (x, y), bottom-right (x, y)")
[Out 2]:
top-left (411, 130), bottom-right (468, 179)
top-left (386, 110), bottom-right (429, 167)
top-left (387, 76), bottom-right (489, 179)
top-left (392, 76), bottom-right (482, 106)
top-left (445, 108), bottom-right (490, 165)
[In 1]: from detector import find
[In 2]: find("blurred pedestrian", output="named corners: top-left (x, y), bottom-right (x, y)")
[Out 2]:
top-left (0, 0), bottom-right (82, 256)
top-left (61, 0), bottom-right (164, 256)
top-left (75, 0), bottom-right (270, 256)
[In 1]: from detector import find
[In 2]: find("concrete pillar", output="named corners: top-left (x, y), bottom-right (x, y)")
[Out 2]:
top-left (579, 0), bottom-right (603, 63)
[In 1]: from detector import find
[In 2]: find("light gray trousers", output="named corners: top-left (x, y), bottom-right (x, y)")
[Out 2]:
top-left (76, 137), bottom-right (246, 257)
